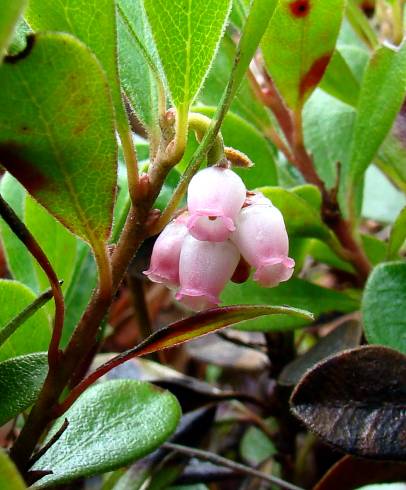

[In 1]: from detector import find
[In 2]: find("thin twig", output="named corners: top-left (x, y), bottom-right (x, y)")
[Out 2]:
top-left (0, 195), bottom-right (64, 368)
top-left (0, 283), bottom-right (61, 348)
top-left (28, 419), bottom-right (69, 468)
top-left (163, 442), bottom-right (305, 490)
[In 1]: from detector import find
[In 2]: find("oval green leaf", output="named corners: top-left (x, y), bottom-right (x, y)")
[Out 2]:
top-left (387, 207), bottom-right (406, 260)
top-left (32, 380), bottom-right (181, 487)
top-left (0, 352), bottom-right (48, 426)
top-left (0, 280), bottom-right (50, 362)
top-left (362, 261), bottom-right (406, 355)
top-left (0, 33), bottom-right (117, 249)
top-left (262, 0), bottom-right (345, 110)
top-left (143, 0), bottom-right (232, 113)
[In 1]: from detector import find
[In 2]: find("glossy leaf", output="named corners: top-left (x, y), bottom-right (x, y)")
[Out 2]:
top-left (0, 174), bottom-right (38, 292)
top-left (0, 280), bottom-right (50, 362)
top-left (262, 0), bottom-right (345, 110)
top-left (344, 43), bottom-right (406, 214)
top-left (143, 0), bottom-right (231, 112)
top-left (117, 0), bottom-right (160, 134)
top-left (362, 262), bottom-right (406, 355)
top-left (194, 107), bottom-right (278, 186)
top-left (0, 450), bottom-right (26, 490)
top-left (0, 33), bottom-right (117, 249)
top-left (279, 320), bottom-right (362, 386)
top-left (221, 279), bottom-right (358, 331)
top-left (26, 0), bottom-right (128, 130)
top-left (291, 346), bottom-right (406, 460)
top-left (0, 0), bottom-right (27, 61)
top-left (0, 352), bottom-right (48, 426)
top-left (387, 207), bottom-right (406, 259)
top-left (319, 49), bottom-right (360, 107)
top-left (32, 380), bottom-right (181, 487)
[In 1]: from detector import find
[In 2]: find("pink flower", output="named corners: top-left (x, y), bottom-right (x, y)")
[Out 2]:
top-left (143, 218), bottom-right (188, 288)
top-left (187, 167), bottom-right (246, 242)
top-left (176, 235), bottom-right (240, 311)
top-left (232, 197), bottom-right (295, 287)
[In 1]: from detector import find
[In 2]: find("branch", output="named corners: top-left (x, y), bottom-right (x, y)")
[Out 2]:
top-left (163, 442), bottom-right (305, 490)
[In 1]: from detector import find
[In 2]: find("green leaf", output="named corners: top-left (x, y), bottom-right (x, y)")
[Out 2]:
top-left (344, 43), bottom-right (406, 214)
top-left (0, 33), bottom-right (117, 251)
top-left (262, 0), bottom-right (346, 110)
top-left (0, 0), bottom-right (27, 61)
top-left (240, 426), bottom-right (276, 465)
top-left (200, 34), bottom-right (272, 132)
top-left (194, 107), bottom-right (278, 186)
top-left (319, 49), bottom-right (360, 107)
top-left (25, 196), bottom-right (77, 297)
top-left (221, 278), bottom-right (358, 331)
top-left (0, 174), bottom-right (39, 292)
top-left (117, 0), bottom-right (160, 134)
top-left (387, 207), bottom-right (406, 260)
top-left (143, 0), bottom-right (231, 114)
top-left (26, 0), bottom-right (128, 131)
top-left (0, 449), bottom-right (26, 490)
top-left (0, 352), bottom-right (48, 426)
top-left (0, 280), bottom-right (50, 362)
top-left (62, 243), bottom-right (97, 347)
top-left (303, 90), bottom-right (355, 189)
top-left (32, 380), bottom-right (181, 487)
top-left (362, 261), bottom-right (406, 355)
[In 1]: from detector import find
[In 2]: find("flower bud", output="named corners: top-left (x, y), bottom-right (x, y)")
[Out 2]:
top-left (143, 218), bottom-right (188, 288)
top-left (232, 199), bottom-right (295, 287)
top-left (176, 235), bottom-right (240, 310)
top-left (187, 167), bottom-right (246, 242)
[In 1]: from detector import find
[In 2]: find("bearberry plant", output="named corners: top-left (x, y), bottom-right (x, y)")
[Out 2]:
top-left (0, 0), bottom-right (405, 489)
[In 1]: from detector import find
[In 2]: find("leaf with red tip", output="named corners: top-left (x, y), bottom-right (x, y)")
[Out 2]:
top-left (291, 345), bottom-right (406, 460)
top-left (262, 0), bottom-right (345, 110)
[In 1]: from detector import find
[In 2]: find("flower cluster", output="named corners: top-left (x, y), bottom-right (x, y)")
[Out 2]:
top-left (144, 167), bottom-right (294, 311)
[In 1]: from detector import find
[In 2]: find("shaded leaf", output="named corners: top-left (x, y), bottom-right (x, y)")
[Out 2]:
top-left (262, 0), bottom-right (345, 110)
top-left (194, 107), bottom-right (278, 186)
top-left (362, 261), bottom-right (406, 355)
top-left (0, 280), bottom-right (50, 362)
top-left (0, 352), bottom-right (48, 426)
top-left (279, 319), bottom-right (362, 386)
top-left (26, 0), bottom-right (128, 130)
top-left (221, 278), bottom-right (358, 331)
top-left (32, 380), bottom-right (181, 487)
top-left (0, 450), bottom-right (26, 490)
top-left (0, 33), bottom-right (117, 250)
top-left (240, 426), bottom-right (276, 466)
top-left (387, 207), bottom-right (406, 260)
top-left (143, 0), bottom-right (231, 114)
top-left (343, 43), bottom-right (406, 215)
top-left (0, 0), bottom-right (27, 61)
top-left (0, 174), bottom-right (38, 292)
top-left (314, 455), bottom-right (406, 490)
top-left (291, 346), bottom-right (406, 459)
